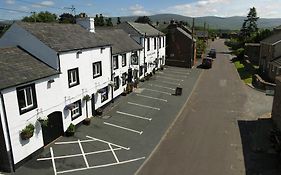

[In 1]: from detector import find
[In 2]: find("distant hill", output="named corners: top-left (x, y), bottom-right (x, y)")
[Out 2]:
top-left (112, 14), bottom-right (281, 30)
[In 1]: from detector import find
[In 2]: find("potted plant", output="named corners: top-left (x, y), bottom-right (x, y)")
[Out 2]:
top-left (160, 65), bottom-right (164, 70)
top-left (121, 89), bottom-right (127, 96)
top-left (65, 123), bottom-right (75, 137)
top-left (140, 78), bottom-right (145, 82)
top-left (82, 94), bottom-right (91, 125)
top-left (38, 116), bottom-right (48, 127)
top-left (20, 123), bottom-right (35, 140)
top-left (96, 108), bottom-right (103, 116)
top-left (134, 78), bottom-right (139, 88)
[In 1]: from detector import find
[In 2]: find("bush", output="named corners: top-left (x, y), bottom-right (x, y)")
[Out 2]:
top-left (233, 48), bottom-right (245, 59)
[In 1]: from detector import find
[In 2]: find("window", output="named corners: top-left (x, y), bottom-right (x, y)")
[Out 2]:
top-left (100, 87), bottom-right (108, 102)
top-left (122, 54), bottom-right (127, 67)
top-left (17, 84), bottom-right (37, 115)
top-left (93, 61), bottom-right (102, 78)
top-left (131, 51), bottom-right (138, 65)
top-left (154, 37), bottom-right (157, 50)
top-left (163, 37), bottom-right (165, 47)
top-left (113, 55), bottom-right (119, 70)
top-left (114, 76), bottom-right (120, 91)
top-left (159, 37), bottom-right (161, 48)
top-left (68, 68), bottom-right (79, 88)
top-left (122, 73), bottom-right (127, 86)
top-left (139, 66), bottom-right (143, 77)
top-left (71, 100), bottom-right (82, 120)
top-left (147, 38), bottom-right (150, 51)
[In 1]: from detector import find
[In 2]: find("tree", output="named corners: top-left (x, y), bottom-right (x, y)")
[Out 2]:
top-left (135, 16), bottom-right (152, 24)
top-left (59, 13), bottom-right (75, 24)
top-left (240, 7), bottom-right (259, 40)
top-left (105, 18), bottom-right (113, 26)
top-left (22, 11), bottom-right (57, 23)
top-left (94, 14), bottom-right (105, 26)
top-left (117, 17), bottom-right (121, 24)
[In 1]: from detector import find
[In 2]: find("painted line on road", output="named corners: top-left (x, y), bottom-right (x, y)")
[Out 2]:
top-left (55, 139), bottom-right (94, 145)
top-left (56, 157), bottom-right (146, 174)
top-left (50, 147), bottom-right (57, 175)
top-left (86, 136), bottom-right (130, 150)
top-left (156, 76), bottom-right (184, 82)
top-left (128, 102), bottom-right (161, 110)
top-left (104, 122), bottom-right (143, 135)
top-left (37, 148), bottom-right (122, 161)
top-left (149, 83), bottom-right (175, 90)
top-left (116, 111), bottom-right (152, 121)
top-left (144, 88), bottom-right (172, 95)
top-left (163, 71), bottom-right (190, 75)
top-left (156, 73), bottom-right (188, 78)
top-left (136, 94), bottom-right (168, 102)
top-left (78, 139), bottom-right (89, 168)
top-left (158, 81), bottom-right (181, 86)
top-left (108, 143), bottom-right (120, 163)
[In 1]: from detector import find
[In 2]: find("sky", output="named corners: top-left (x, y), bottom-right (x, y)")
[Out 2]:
top-left (1, 0), bottom-right (281, 21)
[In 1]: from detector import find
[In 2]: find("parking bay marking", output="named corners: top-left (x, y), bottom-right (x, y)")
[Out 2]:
top-left (158, 81), bottom-right (181, 86)
top-left (156, 73), bottom-right (188, 78)
top-left (148, 84), bottom-right (175, 90)
top-left (116, 111), bottom-right (152, 121)
top-left (104, 122), bottom-right (143, 135)
top-left (78, 139), bottom-right (89, 168)
top-left (143, 88), bottom-right (172, 95)
top-left (136, 94), bottom-right (168, 102)
top-left (128, 102), bottom-right (161, 110)
top-left (156, 76), bottom-right (184, 82)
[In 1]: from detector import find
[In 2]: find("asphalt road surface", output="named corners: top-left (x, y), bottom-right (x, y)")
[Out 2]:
top-left (136, 39), bottom-right (266, 175)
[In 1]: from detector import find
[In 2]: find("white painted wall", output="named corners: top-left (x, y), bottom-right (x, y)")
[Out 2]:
top-left (1, 74), bottom-right (62, 164)
top-left (0, 96), bottom-right (10, 152)
top-left (58, 47), bottom-right (112, 128)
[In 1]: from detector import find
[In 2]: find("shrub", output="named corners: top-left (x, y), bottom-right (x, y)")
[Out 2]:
top-left (20, 123), bottom-right (35, 140)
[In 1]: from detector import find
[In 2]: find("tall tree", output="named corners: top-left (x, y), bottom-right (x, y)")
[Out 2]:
top-left (117, 17), bottom-right (121, 24)
top-left (135, 16), bottom-right (152, 24)
top-left (105, 18), bottom-right (113, 26)
top-left (240, 7), bottom-right (259, 39)
top-left (94, 14), bottom-right (105, 26)
top-left (59, 13), bottom-right (75, 24)
top-left (22, 11), bottom-right (57, 23)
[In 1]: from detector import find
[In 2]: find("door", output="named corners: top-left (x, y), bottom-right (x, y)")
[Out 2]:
top-left (42, 111), bottom-right (63, 146)
top-left (91, 93), bottom-right (96, 116)
top-left (128, 68), bottom-right (133, 83)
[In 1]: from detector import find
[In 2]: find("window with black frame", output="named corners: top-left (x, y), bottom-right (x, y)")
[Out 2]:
top-left (131, 51), bottom-right (138, 65)
top-left (68, 68), bottom-right (80, 88)
top-left (100, 87), bottom-right (108, 102)
top-left (114, 76), bottom-right (120, 91)
top-left (122, 73), bottom-right (127, 86)
top-left (71, 100), bottom-right (82, 120)
top-left (16, 84), bottom-right (37, 114)
top-left (122, 54), bottom-right (127, 67)
top-left (113, 55), bottom-right (119, 70)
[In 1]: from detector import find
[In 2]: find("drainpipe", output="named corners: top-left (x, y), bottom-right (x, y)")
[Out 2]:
top-left (110, 46), bottom-right (114, 103)
top-left (144, 33), bottom-right (146, 73)
top-left (0, 92), bottom-right (15, 172)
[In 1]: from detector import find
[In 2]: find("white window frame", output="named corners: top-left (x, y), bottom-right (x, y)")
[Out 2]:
top-left (68, 68), bottom-right (79, 88)
top-left (93, 61), bottom-right (102, 78)
top-left (19, 87), bottom-right (34, 110)
top-left (122, 54), bottom-right (127, 67)
top-left (113, 55), bottom-right (118, 70)
top-left (71, 100), bottom-right (82, 120)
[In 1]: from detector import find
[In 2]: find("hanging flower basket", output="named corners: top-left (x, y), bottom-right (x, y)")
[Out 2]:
top-left (20, 124), bottom-right (35, 140)
top-left (83, 94), bottom-right (91, 102)
top-left (38, 116), bottom-right (49, 127)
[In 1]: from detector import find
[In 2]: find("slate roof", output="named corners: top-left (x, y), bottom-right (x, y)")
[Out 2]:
top-left (177, 27), bottom-right (196, 42)
top-left (127, 22), bottom-right (165, 37)
top-left (270, 56), bottom-right (281, 67)
top-left (16, 22), bottom-right (110, 52)
top-left (261, 32), bottom-right (281, 45)
top-left (95, 28), bottom-right (143, 54)
top-left (0, 47), bottom-right (59, 90)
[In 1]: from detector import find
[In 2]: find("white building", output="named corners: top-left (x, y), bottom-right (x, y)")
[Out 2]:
top-left (117, 22), bottom-right (166, 75)
top-left (0, 22), bottom-right (113, 171)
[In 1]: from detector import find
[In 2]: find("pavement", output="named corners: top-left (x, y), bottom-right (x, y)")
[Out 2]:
top-left (136, 39), bottom-right (277, 175)
top-left (9, 65), bottom-right (202, 175)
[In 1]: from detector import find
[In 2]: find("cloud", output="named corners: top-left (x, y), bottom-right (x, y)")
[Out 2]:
top-left (5, 0), bottom-right (15, 4)
top-left (165, 0), bottom-right (281, 18)
top-left (128, 4), bottom-right (151, 16)
top-left (31, 1), bottom-right (55, 8)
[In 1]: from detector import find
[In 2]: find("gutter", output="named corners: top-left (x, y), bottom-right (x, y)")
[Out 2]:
top-left (0, 92), bottom-right (15, 172)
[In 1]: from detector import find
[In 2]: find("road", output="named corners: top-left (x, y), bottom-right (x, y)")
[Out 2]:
top-left (136, 39), bottom-right (274, 175)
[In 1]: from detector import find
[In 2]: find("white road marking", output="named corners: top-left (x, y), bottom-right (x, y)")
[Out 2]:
top-left (78, 139), bottom-right (89, 168)
top-left (158, 81), bottom-right (181, 85)
top-left (156, 76), bottom-right (184, 82)
top-left (128, 102), bottom-right (161, 110)
top-left (116, 111), bottom-right (152, 121)
top-left (56, 157), bottom-right (146, 174)
top-left (143, 88), bottom-right (172, 95)
top-left (86, 136), bottom-right (130, 150)
top-left (157, 73), bottom-right (188, 78)
top-left (37, 148), bottom-right (122, 161)
top-left (55, 139), bottom-right (94, 145)
top-left (148, 84), bottom-right (175, 90)
top-left (104, 122), bottom-right (143, 135)
top-left (108, 143), bottom-right (119, 163)
top-left (50, 147), bottom-right (57, 175)
top-left (136, 94), bottom-right (168, 102)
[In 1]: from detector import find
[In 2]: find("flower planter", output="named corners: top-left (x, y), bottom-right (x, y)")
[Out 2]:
top-left (121, 92), bottom-right (127, 96)
top-left (96, 108), bottom-right (103, 116)
top-left (20, 131), bottom-right (34, 140)
top-left (65, 123), bottom-right (75, 137)
top-left (65, 131), bottom-right (75, 137)
top-left (83, 118), bottom-right (91, 125)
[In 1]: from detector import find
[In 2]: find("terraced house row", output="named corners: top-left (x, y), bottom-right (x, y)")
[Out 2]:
top-left (0, 17), bottom-right (165, 172)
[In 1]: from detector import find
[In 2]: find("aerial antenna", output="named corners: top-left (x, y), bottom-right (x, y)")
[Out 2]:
top-left (64, 5), bottom-right (76, 16)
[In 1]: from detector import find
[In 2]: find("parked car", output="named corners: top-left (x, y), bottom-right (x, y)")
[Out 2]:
top-left (202, 57), bottom-right (213, 68)
top-left (208, 48), bottom-right (216, 58)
